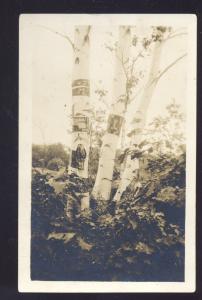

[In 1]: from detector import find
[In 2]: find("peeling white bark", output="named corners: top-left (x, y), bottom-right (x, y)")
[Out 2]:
top-left (113, 34), bottom-right (164, 203)
top-left (69, 26), bottom-right (91, 209)
top-left (92, 26), bottom-right (131, 201)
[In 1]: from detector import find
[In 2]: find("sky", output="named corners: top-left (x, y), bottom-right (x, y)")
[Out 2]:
top-left (20, 15), bottom-right (188, 147)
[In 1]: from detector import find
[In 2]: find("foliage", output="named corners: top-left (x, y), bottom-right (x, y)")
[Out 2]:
top-left (31, 147), bottom-right (185, 281)
top-left (32, 143), bottom-right (69, 168)
top-left (47, 157), bottom-right (65, 171)
top-left (91, 89), bottom-right (108, 147)
top-left (143, 100), bottom-right (185, 155)
top-left (31, 99), bottom-right (186, 281)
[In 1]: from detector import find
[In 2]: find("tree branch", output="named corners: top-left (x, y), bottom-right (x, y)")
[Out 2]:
top-left (163, 32), bottom-right (187, 43)
top-left (120, 51), bottom-right (129, 80)
top-left (151, 53), bottom-right (187, 85)
top-left (129, 53), bottom-right (187, 104)
top-left (36, 24), bottom-right (75, 51)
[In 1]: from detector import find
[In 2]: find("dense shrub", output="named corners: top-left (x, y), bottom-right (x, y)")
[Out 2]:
top-left (32, 143), bottom-right (69, 168)
top-left (31, 149), bottom-right (185, 281)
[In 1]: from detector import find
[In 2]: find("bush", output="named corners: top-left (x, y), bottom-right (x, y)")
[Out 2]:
top-left (32, 143), bottom-right (69, 168)
top-left (47, 158), bottom-right (65, 171)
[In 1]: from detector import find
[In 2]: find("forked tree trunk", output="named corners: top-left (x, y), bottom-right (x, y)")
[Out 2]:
top-left (68, 26), bottom-right (91, 210)
top-left (92, 26), bottom-right (131, 202)
top-left (113, 33), bottom-right (164, 203)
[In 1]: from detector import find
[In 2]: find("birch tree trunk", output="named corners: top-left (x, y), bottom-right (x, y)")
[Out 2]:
top-left (113, 31), bottom-right (164, 203)
top-left (68, 26), bottom-right (91, 210)
top-left (92, 26), bottom-right (131, 202)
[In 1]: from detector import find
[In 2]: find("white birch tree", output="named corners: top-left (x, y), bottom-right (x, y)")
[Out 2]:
top-left (37, 25), bottom-right (92, 211)
top-left (68, 25), bottom-right (92, 210)
top-left (92, 26), bottom-right (131, 202)
top-left (113, 27), bottom-right (187, 203)
top-left (38, 24), bottom-right (187, 213)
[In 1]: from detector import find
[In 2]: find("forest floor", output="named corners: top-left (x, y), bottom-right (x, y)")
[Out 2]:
top-left (31, 152), bottom-right (185, 282)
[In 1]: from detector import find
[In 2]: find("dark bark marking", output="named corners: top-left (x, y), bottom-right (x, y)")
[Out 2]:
top-left (107, 114), bottom-right (123, 135)
top-left (73, 116), bottom-right (89, 132)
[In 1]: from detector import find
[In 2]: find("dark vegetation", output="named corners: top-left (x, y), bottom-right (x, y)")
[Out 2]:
top-left (32, 143), bottom-right (69, 169)
top-left (31, 150), bottom-right (185, 281)
top-left (31, 103), bottom-right (185, 281)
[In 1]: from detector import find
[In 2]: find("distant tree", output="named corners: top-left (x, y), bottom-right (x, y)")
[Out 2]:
top-left (45, 143), bottom-right (69, 167)
top-left (32, 143), bottom-right (69, 168)
top-left (32, 144), bottom-right (46, 168)
top-left (145, 100), bottom-right (185, 155)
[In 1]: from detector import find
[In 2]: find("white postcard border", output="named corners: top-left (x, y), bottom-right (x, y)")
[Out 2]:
top-left (18, 14), bottom-right (196, 293)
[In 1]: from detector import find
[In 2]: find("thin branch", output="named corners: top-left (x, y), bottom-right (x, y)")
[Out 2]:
top-left (128, 51), bottom-right (144, 87)
top-left (116, 51), bottom-right (129, 80)
top-left (151, 53), bottom-right (187, 85)
top-left (130, 59), bottom-right (136, 78)
top-left (87, 25), bottom-right (91, 36)
top-left (132, 50), bottom-right (144, 67)
top-left (129, 53), bottom-right (187, 103)
top-left (36, 24), bottom-right (75, 51)
top-left (170, 27), bottom-right (187, 35)
top-left (82, 25), bottom-right (91, 46)
top-left (164, 32), bottom-right (187, 43)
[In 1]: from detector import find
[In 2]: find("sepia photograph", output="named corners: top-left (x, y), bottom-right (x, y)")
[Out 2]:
top-left (18, 14), bottom-right (196, 293)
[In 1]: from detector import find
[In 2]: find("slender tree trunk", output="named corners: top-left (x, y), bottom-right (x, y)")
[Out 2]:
top-left (92, 26), bottom-right (131, 202)
top-left (113, 35), bottom-right (164, 203)
top-left (68, 26), bottom-right (91, 210)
